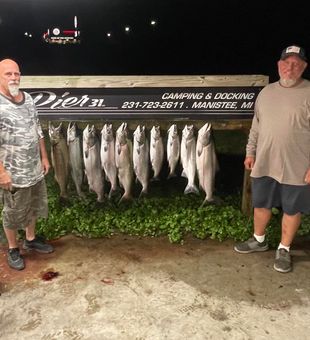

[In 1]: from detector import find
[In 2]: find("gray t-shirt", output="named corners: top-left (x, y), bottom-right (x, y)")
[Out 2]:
top-left (0, 91), bottom-right (44, 187)
top-left (246, 79), bottom-right (310, 185)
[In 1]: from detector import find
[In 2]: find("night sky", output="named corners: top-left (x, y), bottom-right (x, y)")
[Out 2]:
top-left (0, 0), bottom-right (309, 81)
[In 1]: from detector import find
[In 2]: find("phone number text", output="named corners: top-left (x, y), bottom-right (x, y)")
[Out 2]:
top-left (121, 101), bottom-right (185, 109)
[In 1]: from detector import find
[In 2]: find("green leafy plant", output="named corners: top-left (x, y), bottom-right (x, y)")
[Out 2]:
top-left (1, 173), bottom-right (310, 247)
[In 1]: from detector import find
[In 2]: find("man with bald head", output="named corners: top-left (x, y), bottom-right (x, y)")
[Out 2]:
top-left (0, 59), bottom-right (54, 270)
top-left (234, 46), bottom-right (310, 273)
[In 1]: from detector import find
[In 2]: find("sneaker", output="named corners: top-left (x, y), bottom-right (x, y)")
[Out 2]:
top-left (7, 248), bottom-right (25, 270)
top-left (234, 237), bottom-right (269, 254)
top-left (274, 249), bottom-right (292, 273)
top-left (23, 236), bottom-right (54, 254)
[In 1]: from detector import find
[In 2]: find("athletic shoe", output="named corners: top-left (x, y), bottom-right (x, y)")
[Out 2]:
top-left (234, 237), bottom-right (269, 254)
top-left (23, 237), bottom-right (54, 254)
top-left (273, 248), bottom-right (291, 273)
top-left (7, 248), bottom-right (25, 270)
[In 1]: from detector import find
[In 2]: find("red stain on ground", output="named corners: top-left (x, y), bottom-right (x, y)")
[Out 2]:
top-left (0, 240), bottom-right (59, 286)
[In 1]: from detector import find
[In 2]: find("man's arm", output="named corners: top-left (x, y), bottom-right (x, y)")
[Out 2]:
top-left (305, 168), bottom-right (310, 184)
top-left (244, 108), bottom-right (259, 170)
top-left (0, 161), bottom-right (12, 191)
top-left (39, 138), bottom-right (50, 175)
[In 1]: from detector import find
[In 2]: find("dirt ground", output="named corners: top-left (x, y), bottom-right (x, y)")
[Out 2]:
top-left (1, 234), bottom-right (310, 340)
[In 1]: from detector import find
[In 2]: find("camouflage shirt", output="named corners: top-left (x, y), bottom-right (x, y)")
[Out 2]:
top-left (0, 91), bottom-right (44, 187)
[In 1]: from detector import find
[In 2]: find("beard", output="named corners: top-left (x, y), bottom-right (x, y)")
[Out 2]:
top-left (279, 77), bottom-right (298, 88)
top-left (8, 83), bottom-right (20, 97)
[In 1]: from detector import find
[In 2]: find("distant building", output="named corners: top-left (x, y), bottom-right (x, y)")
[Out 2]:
top-left (43, 16), bottom-right (80, 44)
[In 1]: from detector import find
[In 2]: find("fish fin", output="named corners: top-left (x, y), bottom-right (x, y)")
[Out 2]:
top-left (197, 145), bottom-right (203, 157)
top-left (181, 169), bottom-right (187, 178)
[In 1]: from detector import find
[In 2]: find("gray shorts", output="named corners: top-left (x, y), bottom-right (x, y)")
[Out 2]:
top-left (1, 179), bottom-right (48, 230)
top-left (252, 176), bottom-right (310, 215)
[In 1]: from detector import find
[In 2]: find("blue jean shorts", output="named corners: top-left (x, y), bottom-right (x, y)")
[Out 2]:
top-left (1, 179), bottom-right (48, 230)
top-left (251, 176), bottom-right (310, 215)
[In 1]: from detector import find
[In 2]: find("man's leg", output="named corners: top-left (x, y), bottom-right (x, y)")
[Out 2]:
top-left (3, 227), bottom-right (18, 248)
top-left (23, 215), bottom-right (54, 253)
top-left (234, 207), bottom-right (271, 253)
top-left (253, 207), bottom-right (272, 236)
top-left (3, 227), bottom-right (25, 270)
top-left (25, 215), bottom-right (36, 241)
top-left (280, 212), bottom-right (301, 246)
top-left (274, 212), bottom-right (301, 273)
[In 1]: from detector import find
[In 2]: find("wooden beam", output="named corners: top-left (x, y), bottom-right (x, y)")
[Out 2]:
top-left (21, 74), bottom-right (269, 88)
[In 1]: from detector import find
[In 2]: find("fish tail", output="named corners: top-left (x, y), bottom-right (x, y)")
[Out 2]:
top-left (199, 198), bottom-right (207, 209)
top-left (184, 184), bottom-right (199, 195)
top-left (118, 193), bottom-right (133, 204)
top-left (167, 172), bottom-right (177, 179)
top-left (139, 188), bottom-right (148, 198)
top-left (108, 186), bottom-right (119, 199)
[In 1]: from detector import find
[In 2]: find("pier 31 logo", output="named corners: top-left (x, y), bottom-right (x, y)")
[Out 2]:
top-left (29, 90), bottom-right (105, 109)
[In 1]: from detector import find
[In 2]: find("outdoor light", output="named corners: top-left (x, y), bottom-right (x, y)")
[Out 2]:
top-left (150, 20), bottom-right (157, 26)
top-left (125, 26), bottom-right (130, 32)
top-left (53, 28), bottom-right (60, 36)
top-left (107, 32), bottom-right (112, 38)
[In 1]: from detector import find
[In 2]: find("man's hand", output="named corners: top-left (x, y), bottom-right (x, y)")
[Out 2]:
top-left (41, 157), bottom-right (50, 176)
top-left (0, 170), bottom-right (12, 191)
top-left (244, 156), bottom-right (255, 170)
top-left (305, 168), bottom-right (310, 184)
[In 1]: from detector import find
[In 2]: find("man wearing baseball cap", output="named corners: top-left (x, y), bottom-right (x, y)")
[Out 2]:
top-left (234, 45), bottom-right (310, 273)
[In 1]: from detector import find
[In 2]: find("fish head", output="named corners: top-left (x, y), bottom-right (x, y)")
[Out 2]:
top-left (101, 123), bottom-right (114, 142)
top-left (134, 125), bottom-right (145, 145)
top-left (49, 122), bottom-right (63, 145)
top-left (67, 121), bottom-right (77, 143)
top-left (182, 124), bottom-right (194, 141)
top-left (151, 125), bottom-right (161, 140)
top-left (168, 124), bottom-right (178, 138)
top-left (198, 122), bottom-right (212, 146)
top-left (83, 124), bottom-right (97, 148)
top-left (116, 122), bottom-right (128, 145)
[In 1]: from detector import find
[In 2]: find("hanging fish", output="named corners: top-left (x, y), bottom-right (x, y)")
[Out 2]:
top-left (133, 125), bottom-right (149, 197)
top-left (100, 123), bottom-right (118, 198)
top-left (167, 124), bottom-right (180, 179)
top-left (48, 122), bottom-right (70, 200)
top-left (83, 124), bottom-right (104, 202)
top-left (115, 122), bottom-right (133, 203)
top-left (180, 124), bottom-right (199, 195)
top-left (196, 122), bottom-right (219, 206)
top-left (150, 125), bottom-right (164, 181)
top-left (67, 122), bottom-right (85, 198)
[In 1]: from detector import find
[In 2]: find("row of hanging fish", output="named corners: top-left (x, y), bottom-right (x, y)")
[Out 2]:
top-left (48, 121), bottom-right (219, 206)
